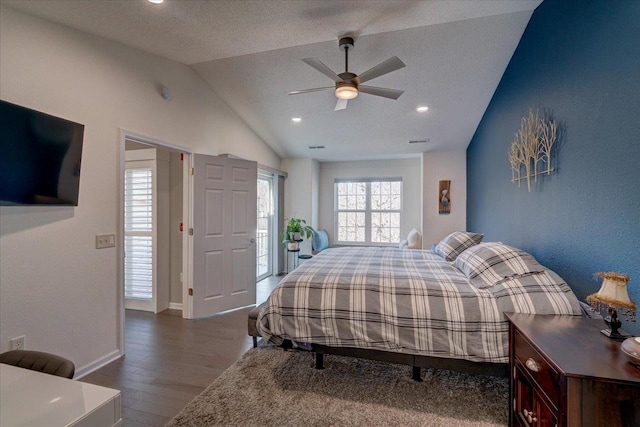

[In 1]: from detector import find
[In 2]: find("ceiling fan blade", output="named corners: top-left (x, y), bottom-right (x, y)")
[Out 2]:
top-left (287, 87), bottom-right (334, 95)
top-left (358, 85), bottom-right (404, 100)
top-left (302, 58), bottom-right (344, 83)
top-left (334, 98), bottom-right (348, 111)
top-left (353, 56), bottom-right (406, 85)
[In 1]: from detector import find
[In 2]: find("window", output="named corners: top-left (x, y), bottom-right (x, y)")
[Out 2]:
top-left (124, 167), bottom-right (153, 300)
top-left (335, 178), bottom-right (402, 244)
top-left (256, 175), bottom-right (273, 280)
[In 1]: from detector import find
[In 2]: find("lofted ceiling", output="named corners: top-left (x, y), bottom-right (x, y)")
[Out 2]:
top-left (2, 0), bottom-right (542, 161)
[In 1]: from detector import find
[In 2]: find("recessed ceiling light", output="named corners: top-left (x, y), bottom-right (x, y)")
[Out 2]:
top-left (416, 106), bottom-right (429, 113)
top-left (148, 0), bottom-right (164, 4)
top-left (291, 117), bottom-right (302, 123)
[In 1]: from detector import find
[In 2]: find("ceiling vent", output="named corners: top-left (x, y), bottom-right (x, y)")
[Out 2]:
top-left (408, 139), bottom-right (431, 144)
top-left (308, 145), bottom-right (325, 149)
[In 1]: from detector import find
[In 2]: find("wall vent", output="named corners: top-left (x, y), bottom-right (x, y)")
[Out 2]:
top-left (308, 145), bottom-right (325, 149)
top-left (408, 139), bottom-right (431, 144)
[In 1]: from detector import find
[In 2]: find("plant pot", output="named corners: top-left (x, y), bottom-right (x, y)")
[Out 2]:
top-left (287, 241), bottom-right (298, 250)
top-left (291, 232), bottom-right (302, 241)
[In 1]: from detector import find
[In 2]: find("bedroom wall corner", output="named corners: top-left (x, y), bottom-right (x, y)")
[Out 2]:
top-left (466, 0), bottom-right (640, 335)
top-left (421, 151), bottom-right (467, 248)
top-left (281, 158), bottom-right (316, 255)
top-left (0, 5), bottom-right (280, 370)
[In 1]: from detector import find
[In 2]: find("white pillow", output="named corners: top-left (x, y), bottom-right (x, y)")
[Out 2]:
top-left (399, 239), bottom-right (408, 249)
top-left (406, 228), bottom-right (422, 249)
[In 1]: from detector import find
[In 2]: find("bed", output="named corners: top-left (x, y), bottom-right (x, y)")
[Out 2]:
top-left (257, 237), bottom-right (582, 378)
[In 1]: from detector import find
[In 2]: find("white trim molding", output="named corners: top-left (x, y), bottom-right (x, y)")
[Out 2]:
top-left (73, 349), bottom-right (122, 380)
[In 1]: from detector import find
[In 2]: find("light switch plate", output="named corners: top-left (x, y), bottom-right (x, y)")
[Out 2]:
top-left (96, 233), bottom-right (116, 249)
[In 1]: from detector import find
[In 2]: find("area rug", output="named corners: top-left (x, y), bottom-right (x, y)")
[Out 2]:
top-left (166, 345), bottom-right (508, 426)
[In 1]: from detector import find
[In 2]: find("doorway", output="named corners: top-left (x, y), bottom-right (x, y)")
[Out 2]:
top-left (123, 140), bottom-right (184, 314)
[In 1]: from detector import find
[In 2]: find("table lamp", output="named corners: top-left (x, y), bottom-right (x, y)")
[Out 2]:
top-left (586, 272), bottom-right (636, 340)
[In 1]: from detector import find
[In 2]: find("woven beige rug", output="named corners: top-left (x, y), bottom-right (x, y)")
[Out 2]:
top-left (166, 345), bottom-right (508, 426)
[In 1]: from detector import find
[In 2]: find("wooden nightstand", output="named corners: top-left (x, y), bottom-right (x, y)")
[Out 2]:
top-left (506, 313), bottom-right (640, 427)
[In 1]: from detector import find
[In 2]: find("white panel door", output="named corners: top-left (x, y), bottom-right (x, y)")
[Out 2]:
top-left (192, 154), bottom-right (257, 318)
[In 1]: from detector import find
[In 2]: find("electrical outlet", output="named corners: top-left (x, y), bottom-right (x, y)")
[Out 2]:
top-left (96, 233), bottom-right (116, 249)
top-left (10, 335), bottom-right (25, 351)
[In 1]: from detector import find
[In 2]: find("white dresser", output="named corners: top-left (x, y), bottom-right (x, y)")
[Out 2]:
top-left (0, 364), bottom-right (121, 427)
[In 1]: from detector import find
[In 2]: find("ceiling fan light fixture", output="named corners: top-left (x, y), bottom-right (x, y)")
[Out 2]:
top-left (335, 86), bottom-right (358, 100)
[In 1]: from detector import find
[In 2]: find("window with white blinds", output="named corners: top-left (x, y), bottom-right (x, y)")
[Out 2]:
top-left (124, 168), bottom-right (153, 300)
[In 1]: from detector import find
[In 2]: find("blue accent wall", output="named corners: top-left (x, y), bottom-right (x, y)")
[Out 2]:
top-left (467, 0), bottom-right (640, 334)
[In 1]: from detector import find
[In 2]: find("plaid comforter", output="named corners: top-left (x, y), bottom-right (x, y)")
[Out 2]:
top-left (258, 247), bottom-right (582, 363)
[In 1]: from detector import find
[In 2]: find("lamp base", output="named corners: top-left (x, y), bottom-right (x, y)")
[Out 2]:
top-left (600, 328), bottom-right (631, 341)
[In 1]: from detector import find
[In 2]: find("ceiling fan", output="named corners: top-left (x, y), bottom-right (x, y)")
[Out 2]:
top-left (288, 36), bottom-right (406, 111)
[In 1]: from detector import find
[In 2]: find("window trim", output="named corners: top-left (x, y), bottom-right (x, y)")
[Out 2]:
top-left (333, 177), bottom-right (403, 246)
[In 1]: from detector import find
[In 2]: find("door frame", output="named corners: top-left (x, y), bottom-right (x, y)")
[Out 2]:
top-left (256, 171), bottom-right (275, 281)
top-left (117, 129), bottom-right (193, 354)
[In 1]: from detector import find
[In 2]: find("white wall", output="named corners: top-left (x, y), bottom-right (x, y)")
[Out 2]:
top-left (421, 150), bottom-right (467, 248)
top-left (311, 160), bottom-right (320, 231)
top-left (0, 6), bottom-right (279, 375)
top-left (280, 158), bottom-right (318, 256)
top-left (318, 158), bottom-right (422, 246)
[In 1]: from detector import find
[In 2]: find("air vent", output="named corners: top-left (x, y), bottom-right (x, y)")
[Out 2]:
top-left (408, 139), bottom-right (431, 144)
top-left (308, 145), bottom-right (325, 149)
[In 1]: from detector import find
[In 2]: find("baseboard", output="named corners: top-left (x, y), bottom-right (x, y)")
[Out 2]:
top-left (169, 302), bottom-right (183, 310)
top-left (74, 349), bottom-right (122, 380)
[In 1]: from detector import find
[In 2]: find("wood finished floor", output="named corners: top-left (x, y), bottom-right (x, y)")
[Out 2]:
top-left (82, 275), bottom-right (281, 427)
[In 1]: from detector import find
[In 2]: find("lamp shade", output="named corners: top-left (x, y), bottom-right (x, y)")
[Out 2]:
top-left (587, 272), bottom-right (636, 310)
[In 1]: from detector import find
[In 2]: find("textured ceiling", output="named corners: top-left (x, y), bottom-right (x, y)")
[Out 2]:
top-left (2, 0), bottom-right (542, 160)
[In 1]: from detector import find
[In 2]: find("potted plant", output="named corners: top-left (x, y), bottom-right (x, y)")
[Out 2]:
top-left (280, 217), bottom-right (315, 250)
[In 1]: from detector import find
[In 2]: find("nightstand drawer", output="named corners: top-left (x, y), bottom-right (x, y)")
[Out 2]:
top-left (514, 329), bottom-right (560, 406)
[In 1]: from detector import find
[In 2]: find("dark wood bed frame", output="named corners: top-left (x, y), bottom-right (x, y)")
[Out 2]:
top-left (249, 303), bottom-right (508, 381)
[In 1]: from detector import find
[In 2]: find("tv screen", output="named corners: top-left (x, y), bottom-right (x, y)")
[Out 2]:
top-left (0, 100), bottom-right (84, 206)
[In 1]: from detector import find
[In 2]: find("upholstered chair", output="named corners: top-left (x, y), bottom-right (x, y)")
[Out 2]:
top-left (0, 349), bottom-right (75, 379)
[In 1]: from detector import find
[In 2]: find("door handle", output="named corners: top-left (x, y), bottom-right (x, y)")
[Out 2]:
top-left (249, 238), bottom-right (256, 244)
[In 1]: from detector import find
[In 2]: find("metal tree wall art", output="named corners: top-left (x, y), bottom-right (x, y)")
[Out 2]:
top-left (508, 109), bottom-right (558, 192)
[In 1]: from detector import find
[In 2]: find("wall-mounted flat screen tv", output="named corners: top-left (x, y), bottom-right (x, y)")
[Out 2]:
top-left (0, 100), bottom-right (84, 206)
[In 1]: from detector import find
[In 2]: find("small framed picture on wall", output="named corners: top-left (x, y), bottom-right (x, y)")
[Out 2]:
top-left (439, 180), bottom-right (450, 214)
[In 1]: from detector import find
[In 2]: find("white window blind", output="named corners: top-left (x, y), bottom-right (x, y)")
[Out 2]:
top-left (124, 168), bottom-right (153, 300)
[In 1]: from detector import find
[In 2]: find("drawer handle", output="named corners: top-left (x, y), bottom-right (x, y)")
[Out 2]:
top-left (522, 409), bottom-right (538, 424)
top-left (525, 358), bottom-right (540, 372)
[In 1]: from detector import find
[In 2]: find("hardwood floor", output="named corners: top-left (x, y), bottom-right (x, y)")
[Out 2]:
top-left (256, 274), bottom-right (281, 305)
top-left (83, 275), bottom-right (282, 426)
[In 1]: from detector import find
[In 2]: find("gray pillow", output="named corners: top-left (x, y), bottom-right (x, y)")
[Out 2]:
top-left (312, 230), bottom-right (329, 252)
top-left (434, 231), bottom-right (484, 261)
top-left (454, 242), bottom-right (545, 289)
